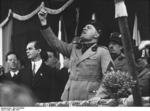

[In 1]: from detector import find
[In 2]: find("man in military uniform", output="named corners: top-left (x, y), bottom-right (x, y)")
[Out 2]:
top-left (108, 32), bottom-right (129, 72)
top-left (38, 8), bottom-right (113, 101)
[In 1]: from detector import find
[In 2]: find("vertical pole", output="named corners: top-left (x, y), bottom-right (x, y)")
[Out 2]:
top-left (114, 0), bottom-right (142, 106)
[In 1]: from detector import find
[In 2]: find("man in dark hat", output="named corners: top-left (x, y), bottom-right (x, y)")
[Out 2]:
top-left (137, 40), bottom-right (150, 96)
top-left (108, 32), bottom-right (129, 72)
top-left (139, 40), bottom-right (150, 64)
top-left (38, 8), bottom-right (114, 101)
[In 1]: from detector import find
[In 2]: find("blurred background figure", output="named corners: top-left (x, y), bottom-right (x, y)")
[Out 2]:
top-left (136, 40), bottom-right (150, 96)
top-left (123, 41), bottom-right (150, 105)
top-left (44, 49), bottom-right (60, 69)
top-left (42, 49), bottom-right (70, 101)
top-left (0, 52), bottom-right (23, 84)
top-left (0, 81), bottom-right (36, 106)
top-left (139, 40), bottom-right (150, 64)
top-left (108, 32), bottom-right (129, 72)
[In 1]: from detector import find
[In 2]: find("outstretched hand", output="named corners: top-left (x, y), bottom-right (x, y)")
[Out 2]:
top-left (38, 8), bottom-right (48, 26)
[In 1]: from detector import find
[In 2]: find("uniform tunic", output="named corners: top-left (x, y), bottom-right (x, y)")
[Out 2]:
top-left (114, 53), bottom-right (129, 72)
top-left (41, 27), bottom-right (113, 100)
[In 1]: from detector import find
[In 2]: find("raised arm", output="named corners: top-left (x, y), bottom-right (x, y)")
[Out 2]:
top-left (38, 8), bottom-right (72, 58)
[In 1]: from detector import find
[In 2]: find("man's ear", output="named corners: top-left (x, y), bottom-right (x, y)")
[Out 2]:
top-left (94, 32), bottom-right (100, 38)
top-left (38, 49), bottom-right (42, 53)
top-left (120, 46), bottom-right (124, 52)
top-left (120, 45), bottom-right (123, 48)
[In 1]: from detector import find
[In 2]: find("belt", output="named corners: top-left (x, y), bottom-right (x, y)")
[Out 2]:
top-left (69, 74), bottom-right (102, 82)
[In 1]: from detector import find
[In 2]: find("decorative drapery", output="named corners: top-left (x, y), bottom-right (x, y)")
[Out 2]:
top-left (0, 10), bottom-right (12, 27)
top-left (0, 0), bottom-right (74, 26)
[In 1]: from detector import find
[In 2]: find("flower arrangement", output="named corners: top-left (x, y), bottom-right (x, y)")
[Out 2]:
top-left (103, 70), bottom-right (133, 99)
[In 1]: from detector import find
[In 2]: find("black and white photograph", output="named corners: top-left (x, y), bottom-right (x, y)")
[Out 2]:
top-left (0, 0), bottom-right (150, 109)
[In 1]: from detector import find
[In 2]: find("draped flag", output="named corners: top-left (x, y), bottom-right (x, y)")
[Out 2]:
top-left (133, 14), bottom-right (141, 47)
top-left (2, 18), bottom-right (13, 72)
top-left (92, 13), bottom-right (96, 21)
top-left (58, 15), bottom-right (68, 69)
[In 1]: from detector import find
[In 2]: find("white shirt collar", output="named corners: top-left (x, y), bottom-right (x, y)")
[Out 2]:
top-left (10, 70), bottom-right (19, 77)
top-left (31, 59), bottom-right (42, 74)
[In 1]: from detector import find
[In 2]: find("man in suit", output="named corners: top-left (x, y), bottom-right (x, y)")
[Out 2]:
top-left (0, 52), bottom-right (22, 84)
top-left (44, 50), bottom-right (70, 101)
top-left (43, 49), bottom-right (69, 101)
top-left (38, 9), bottom-right (114, 101)
top-left (21, 40), bottom-right (58, 102)
top-left (44, 49), bottom-right (60, 69)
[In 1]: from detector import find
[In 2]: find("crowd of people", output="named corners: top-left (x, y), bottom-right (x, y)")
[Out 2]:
top-left (0, 8), bottom-right (150, 106)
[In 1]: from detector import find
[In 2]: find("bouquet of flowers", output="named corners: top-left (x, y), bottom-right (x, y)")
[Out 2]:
top-left (103, 70), bottom-right (132, 99)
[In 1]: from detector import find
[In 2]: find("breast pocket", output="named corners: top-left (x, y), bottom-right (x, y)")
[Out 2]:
top-left (85, 57), bottom-right (98, 69)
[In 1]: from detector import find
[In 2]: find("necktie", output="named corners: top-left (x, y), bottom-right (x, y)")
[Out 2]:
top-left (32, 62), bottom-right (36, 76)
